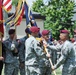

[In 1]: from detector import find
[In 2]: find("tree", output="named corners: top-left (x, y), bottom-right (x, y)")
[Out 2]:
top-left (12, 0), bottom-right (19, 6)
top-left (32, 0), bottom-right (45, 13)
top-left (32, 0), bottom-right (76, 39)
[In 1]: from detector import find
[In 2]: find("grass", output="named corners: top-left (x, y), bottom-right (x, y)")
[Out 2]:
top-left (52, 68), bottom-right (62, 75)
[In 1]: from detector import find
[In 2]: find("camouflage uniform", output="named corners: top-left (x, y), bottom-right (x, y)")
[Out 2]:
top-left (40, 39), bottom-right (52, 75)
top-left (19, 36), bottom-right (28, 75)
top-left (3, 38), bottom-right (19, 75)
top-left (48, 40), bottom-right (57, 65)
top-left (25, 36), bottom-right (46, 75)
top-left (47, 40), bottom-right (76, 75)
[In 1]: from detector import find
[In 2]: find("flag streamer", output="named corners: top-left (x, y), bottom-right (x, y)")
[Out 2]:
top-left (5, 0), bottom-right (24, 27)
top-left (10, 2), bottom-right (24, 27)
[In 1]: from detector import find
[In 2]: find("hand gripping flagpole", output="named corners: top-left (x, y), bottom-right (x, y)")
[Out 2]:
top-left (44, 46), bottom-right (57, 75)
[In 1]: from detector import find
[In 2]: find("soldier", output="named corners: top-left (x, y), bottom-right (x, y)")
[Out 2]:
top-left (25, 26), bottom-right (50, 75)
top-left (73, 30), bottom-right (76, 61)
top-left (46, 30), bottom-right (76, 75)
top-left (19, 28), bottom-right (30, 75)
top-left (40, 30), bottom-right (52, 75)
top-left (3, 29), bottom-right (19, 75)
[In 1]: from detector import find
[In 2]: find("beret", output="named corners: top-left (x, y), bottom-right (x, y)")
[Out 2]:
top-left (42, 30), bottom-right (50, 35)
top-left (60, 30), bottom-right (69, 34)
top-left (8, 29), bottom-right (15, 35)
top-left (30, 26), bottom-right (40, 33)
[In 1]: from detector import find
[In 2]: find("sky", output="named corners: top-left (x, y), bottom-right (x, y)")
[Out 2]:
top-left (27, 0), bottom-right (76, 7)
top-left (27, 0), bottom-right (47, 7)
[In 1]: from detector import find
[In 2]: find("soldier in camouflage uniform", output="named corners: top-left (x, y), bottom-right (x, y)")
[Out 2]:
top-left (46, 30), bottom-right (76, 75)
top-left (25, 26), bottom-right (50, 75)
top-left (73, 30), bottom-right (76, 70)
top-left (19, 28), bottom-right (30, 75)
top-left (3, 29), bottom-right (19, 75)
top-left (40, 30), bottom-right (52, 75)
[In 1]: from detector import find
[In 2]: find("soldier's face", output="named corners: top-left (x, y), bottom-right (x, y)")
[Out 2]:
top-left (43, 35), bottom-right (49, 41)
top-left (34, 32), bottom-right (39, 37)
top-left (59, 33), bottom-right (66, 40)
top-left (10, 33), bottom-right (15, 39)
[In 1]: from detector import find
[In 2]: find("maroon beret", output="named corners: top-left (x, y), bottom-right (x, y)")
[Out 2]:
top-left (60, 30), bottom-right (69, 34)
top-left (74, 30), bottom-right (76, 33)
top-left (42, 30), bottom-right (50, 35)
top-left (30, 26), bottom-right (40, 33)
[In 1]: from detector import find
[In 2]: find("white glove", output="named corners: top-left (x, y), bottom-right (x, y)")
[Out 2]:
top-left (11, 44), bottom-right (15, 51)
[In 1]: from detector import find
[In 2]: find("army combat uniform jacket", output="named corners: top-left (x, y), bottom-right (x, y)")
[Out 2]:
top-left (3, 38), bottom-right (19, 75)
top-left (47, 40), bottom-right (76, 75)
top-left (25, 36), bottom-right (46, 75)
top-left (19, 36), bottom-right (28, 75)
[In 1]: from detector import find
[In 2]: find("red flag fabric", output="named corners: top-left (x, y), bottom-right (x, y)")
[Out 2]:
top-left (16, 16), bottom-right (23, 26)
top-left (16, 6), bottom-right (24, 26)
top-left (0, 0), bottom-right (4, 35)
top-left (3, 0), bottom-right (12, 12)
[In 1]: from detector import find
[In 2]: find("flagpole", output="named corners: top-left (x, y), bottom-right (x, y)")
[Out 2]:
top-left (0, 0), bottom-right (4, 56)
top-left (44, 46), bottom-right (57, 75)
top-left (0, 34), bottom-right (2, 56)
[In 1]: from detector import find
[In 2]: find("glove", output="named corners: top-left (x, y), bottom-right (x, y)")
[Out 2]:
top-left (11, 44), bottom-right (15, 51)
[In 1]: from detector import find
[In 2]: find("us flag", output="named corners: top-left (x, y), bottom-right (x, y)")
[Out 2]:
top-left (3, 0), bottom-right (12, 12)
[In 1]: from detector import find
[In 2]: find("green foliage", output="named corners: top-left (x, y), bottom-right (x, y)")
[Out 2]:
top-left (32, 0), bottom-right (44, 13)
top-left (12, 0), bottom-right (19, 6)
top-left (32, 0), bottom-right (76, 39)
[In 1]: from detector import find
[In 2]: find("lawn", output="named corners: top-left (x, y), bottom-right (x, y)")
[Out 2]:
top-left (52, 68), bottom-right (62, 75)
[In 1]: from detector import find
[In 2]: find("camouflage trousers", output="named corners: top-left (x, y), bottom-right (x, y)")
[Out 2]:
top-left (25, 65), bottom-right (52, 75)
top-left (40, 67), bottom-right (52, 75)
top-left (62, 67), bottom-right (76, 75)
top-left (25, 65), bottom-right (42, 75)
top-left (19, 62), bottom-right (25, 75)
top-left (4, 63), bottom-right (19, 75)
